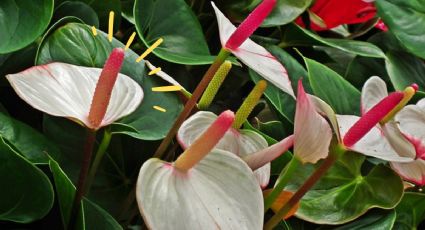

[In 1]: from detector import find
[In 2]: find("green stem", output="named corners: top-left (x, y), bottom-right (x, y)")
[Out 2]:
top-left (264, 157), bottom-right (301, 211)
top-left (68, 130), bottom-right (97, 230)
top-left (264, 144), bottom-right (346, 230)
top-left (153, 48), bottom-right (230, 158)
top-left (85, 128), bottom-right (113, 195)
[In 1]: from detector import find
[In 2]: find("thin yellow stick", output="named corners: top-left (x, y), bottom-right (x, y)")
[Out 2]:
top-left (136, 38), bottom-right (163, 62)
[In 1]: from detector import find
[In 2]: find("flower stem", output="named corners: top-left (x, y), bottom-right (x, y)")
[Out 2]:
top-left (264, 157), bottom-right (300, 211)
top-left (153, 48), bottom-right (230, 159)
top-left (85, 128), bottom-right (113, 195)
top-left (68, 130), bottom-right (97, 230)
top-left (264, 144), bottom-right (346, 230)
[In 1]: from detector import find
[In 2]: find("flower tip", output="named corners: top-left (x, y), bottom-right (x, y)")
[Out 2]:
top-left (225, 0), bottom-right (276, 50)
top-left (216, 110), bottom-right (235, 130)
top-left (411, 83), bottom-right (419, 92)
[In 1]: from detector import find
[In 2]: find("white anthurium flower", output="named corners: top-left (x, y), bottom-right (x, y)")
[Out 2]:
top-left (177, 111), bottom-right (271, 188)
top-left (308, 83), bottom-right (412, 163)
top-left (211, 1), bottom-right (295, 98)
top-left (293, 81), bottom-right (332, 164)
top-left (360, 76), bottom-right (425, 184)
top-left (390, 99), bottom-right (425, 185)
top-left (136, 110), bottom-right (264, 229)
top-left (6, 48), bottom-right (143, 130)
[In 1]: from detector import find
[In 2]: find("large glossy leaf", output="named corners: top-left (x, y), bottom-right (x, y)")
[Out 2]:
top-left (304, 57), bottom-right (361, 115)
top-left (287, 153), bottom-right (403, 224)
top-left (0, 138), bottom-right (54, 223)
top-left (0, 0), bottom-right (53, 54)
top-left (262, 0), bottom-right (313, 27)
top-left (250, 46), bottom-right (310, 123)
top-left (385, 51), bottom-right (425, 92)
top-left (332, 210), bottom-right (396, 230)
top-left (134, 0), bottom-right (214, 64)
top-left (0, 112), bottom-right (60, 164)
top-left (393, 192), bottom-right (425, 229)
top-left (49, 159), bottom-right (122, 229)
top-left (36, 22), bottom-right (182, 140)
top-left (53, 1), bottom-right (99, 27)
top-left (283, 24), bottom-right (385, 58)
top-left (375, 0), bottom-right (425, 59)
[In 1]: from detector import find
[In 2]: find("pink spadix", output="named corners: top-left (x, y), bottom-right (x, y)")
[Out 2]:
top-left (225, 0), bottom-right (276, 50)
top-left (174, 110), bottom-right (235, 172)
top-left (343, 92), bottom-right (404, 147)
top-left (88, 48), bottom-right (125, 129)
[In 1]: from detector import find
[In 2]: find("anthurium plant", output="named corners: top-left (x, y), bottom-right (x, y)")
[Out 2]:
top-left (0, 0), bottom-right (424, 229)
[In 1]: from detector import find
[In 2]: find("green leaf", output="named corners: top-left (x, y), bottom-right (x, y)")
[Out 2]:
top-left (36, 22), bottom-right (182, 140)
top-left (287, 153), bottom-right (404, 224)
top-left (0, 137), bottom-right (54, 223)
top-left (49, 159), bottom-right (122, 229)
top-left (283, 24), bottom-right (386, 58)
top-left (0, 112), bottom-right (60, 164)
top-left (304, 57), bottom-right (361, 115)
top-left (250, 46), bottom-right (309, 123)
top-left (0, 0), bottom-right (53, 54)
top-left (332, 210), bottom-right (396, 230)
top-left (393, 192), bottom-right (425, 229)
top-left (262, 0), bottom-right (313, 27)
top-left (89, 0), bottom-right (121, 33)
top-left (134, 0), bottom-right (215, 64)
top-left (345, 56), bottom-right (389, 89)
top-left (385, 51), bottom-right (425, 92)
top-left (375, 0), bottom-right (425, 59)
top-left (0, 43), bottom-right (38, 86)
top-left (54, 1), bottom-right (99, 27)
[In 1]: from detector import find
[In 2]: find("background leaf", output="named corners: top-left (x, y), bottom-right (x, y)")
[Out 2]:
top-left (393, 192), bottom-right (425, 229)
top-left (304, 57), bottom-right (361, 115)
top-left (134, 0), bottom-right (215, 64)
top-left (0, 138), bottom-right (54, 223)
top-left (376, 0), bottom-right (425, 59)
top-left (262, 0), bottom-right (313, 27)
top-left (0, 0), bottom-right (53, 54)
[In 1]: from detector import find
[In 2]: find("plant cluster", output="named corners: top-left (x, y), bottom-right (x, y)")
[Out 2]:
top-left (0, 0), bottom-right (424, 229)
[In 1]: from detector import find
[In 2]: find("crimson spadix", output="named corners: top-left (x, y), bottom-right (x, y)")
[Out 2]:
top-left (6, 48), bottom-right (143, 130)
top-left (136, 111), bottom-right (264, 229)
top-left (211, 1), bottom-right (294, 98)
top-left (360, 77), bottom-right (425, 185)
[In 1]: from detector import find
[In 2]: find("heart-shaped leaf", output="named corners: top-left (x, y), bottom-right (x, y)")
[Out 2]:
top-left (49, 158), bottom-right (122, 229)
top-left (375, 0), bottom-right (425, 59)
top-left (287, 153), bottom-right (404, 224)
top-left (36, 22), bottom-right (182, 140)
top-left (385, 51), bottom-right (425, 92)
top-left (136, 149), bottom-right (263, 229)
top-left (53, 1), bottom-right (99, 27)
top-left (0, 137), bottom-right (54, 223)
top-left (0, 111), bottom-right (60, 164)
top-left (331, 209), bottom-right (396, 230)
top-left (0, 0), bottom-right (53, 54)
top-left (283, 24), bottom-right (385, 58)
top-left (304, 56), bottom-right (361, 115)
top-left (393, 192), bottom-right (425, 229)
top-left (134, 0), bottom-right (215, 64)
top-left (262, 0), bottom-right (313, 27)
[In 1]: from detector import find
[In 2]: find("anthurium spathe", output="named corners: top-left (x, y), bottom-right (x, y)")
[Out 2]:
top-left (6, 48), bottom-right (143, 130)
top-left (293, 80), bottom-right (332, 164)
top-left (211, 1), bottom-right (294, 98)
top-left (136, 110), bottom-right (264, 229)
top-left (295, 0), bottom-right (376, 31)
